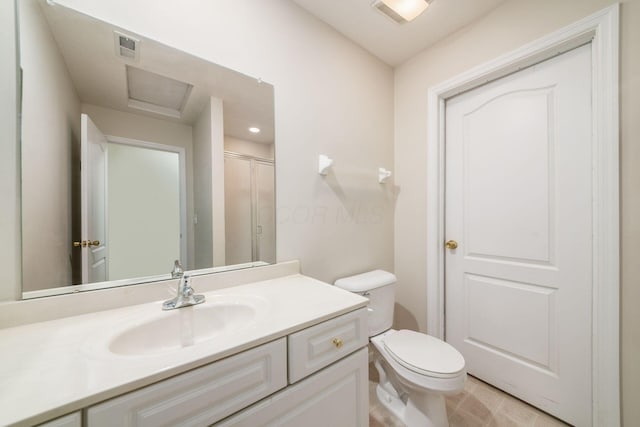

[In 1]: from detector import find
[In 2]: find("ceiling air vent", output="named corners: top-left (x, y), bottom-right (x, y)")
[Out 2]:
top-left (114, 31), bottom-right (140, 61)
top-left (126, 65), bottom-right (193, 119)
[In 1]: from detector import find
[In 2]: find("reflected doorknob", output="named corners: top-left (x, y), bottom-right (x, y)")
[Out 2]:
top-left (73, 240), bottom-right (100, 248)
top-left (445, 240), bottom-right (458, 250)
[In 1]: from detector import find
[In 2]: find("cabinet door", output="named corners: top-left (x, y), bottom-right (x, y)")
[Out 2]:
top-left (37, 412), bottom-right (81, 427)
top-left (217, 347), bottom-right (368, 427)
top-left (87, 338), bottom-right (287, 427)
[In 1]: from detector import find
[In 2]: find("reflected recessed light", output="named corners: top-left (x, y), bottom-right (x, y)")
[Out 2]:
top-left (249, 127), bottom-right (261, 134)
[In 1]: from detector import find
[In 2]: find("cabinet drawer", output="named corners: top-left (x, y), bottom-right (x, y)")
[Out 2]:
top-left (87, 338), bottom-right (287, 427)
top-left (288, 308), bottom-right (368, 383)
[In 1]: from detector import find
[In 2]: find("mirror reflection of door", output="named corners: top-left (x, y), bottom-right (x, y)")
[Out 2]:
top-left (224, 153), bottom-right (275, 265)
top-left (80, 114), bottom-right (108, 283)
top-left (79, 114), bottom-right (186, 283)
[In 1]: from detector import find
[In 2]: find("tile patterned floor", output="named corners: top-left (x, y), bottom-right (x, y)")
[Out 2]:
top-left (368, 366), bottom-right (570, 427)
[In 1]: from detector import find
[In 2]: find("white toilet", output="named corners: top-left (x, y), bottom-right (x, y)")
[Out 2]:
top-left (335, 270), bottom-right (466, 427)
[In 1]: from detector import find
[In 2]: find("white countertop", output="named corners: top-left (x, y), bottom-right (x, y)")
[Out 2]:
top-left (0, 274), bottom-right (367, 426)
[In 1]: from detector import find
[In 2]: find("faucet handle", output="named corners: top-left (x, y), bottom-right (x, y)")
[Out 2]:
top-left (171, 260), bottom-right (184, 279)
top-left (180, 274), bottom-right (193, 297)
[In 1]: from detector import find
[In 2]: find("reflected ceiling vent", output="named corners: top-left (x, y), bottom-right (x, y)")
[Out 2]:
top-left (114, 31), bottom-right (140, 61)
top-left (126, 66), bottom-right (193, 119)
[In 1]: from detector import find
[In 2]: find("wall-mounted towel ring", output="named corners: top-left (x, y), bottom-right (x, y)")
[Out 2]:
top-left (319, 155), bottom-right (334, 176)
top-left (378, 168), bottom-right (392, 183)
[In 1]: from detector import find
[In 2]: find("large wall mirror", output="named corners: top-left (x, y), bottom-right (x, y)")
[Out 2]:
top-left (19, 0), bottom-right (276, 298)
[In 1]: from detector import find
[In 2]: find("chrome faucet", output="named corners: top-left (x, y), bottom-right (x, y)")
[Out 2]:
top-left (163, 260), bottom-right (205, 310)
top-left (170, 259), bottom-right (184, 279)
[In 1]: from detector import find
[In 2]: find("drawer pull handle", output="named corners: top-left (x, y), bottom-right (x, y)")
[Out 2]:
top-left (332, 338), bottom-right (343, 349)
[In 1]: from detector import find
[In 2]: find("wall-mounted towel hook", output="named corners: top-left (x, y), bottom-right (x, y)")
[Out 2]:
top-left (378, 167), bottom-right (392, 184)
top-left (318, 155), bottom-right (334, 176)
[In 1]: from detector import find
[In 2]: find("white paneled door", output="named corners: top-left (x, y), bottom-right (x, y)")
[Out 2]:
top-left (80, 114), bottom-right (108, 284)
top-left (444, 45), bottom-right (592, 426)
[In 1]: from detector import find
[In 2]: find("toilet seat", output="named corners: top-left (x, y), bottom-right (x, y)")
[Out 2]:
top-left (383, 330), bottom-right (465, 379)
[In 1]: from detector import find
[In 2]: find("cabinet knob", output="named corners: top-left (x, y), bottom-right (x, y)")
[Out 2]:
top-left (332, 338), bottom-right (343, 349)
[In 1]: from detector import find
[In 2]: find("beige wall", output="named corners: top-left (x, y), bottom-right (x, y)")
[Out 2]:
top-left (210, 98), bottom-right (226, 268)
top-left (81, 103), bottom-right (196, 269)
top-left (54, 0), bottom-right (395, 283)
top-left (193, 99), bottom-right (214, 269)
top-left (619, 2), bottom-right (640, 424)
top-left (193, 97), bottom-right (227, 269)
top-left (393, 0), bottom-right (640, 424)
top-left (20, 0), bottom-right (81, 291)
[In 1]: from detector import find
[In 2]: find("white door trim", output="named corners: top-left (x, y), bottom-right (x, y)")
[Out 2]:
top-left (425, 5), bottom-right (619, 426)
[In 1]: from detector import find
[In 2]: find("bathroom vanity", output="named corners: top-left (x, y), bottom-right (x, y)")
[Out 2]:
top-left (0, 264), bottom-right (369, 426)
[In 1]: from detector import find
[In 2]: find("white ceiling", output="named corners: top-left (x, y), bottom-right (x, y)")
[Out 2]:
top-left (292, 0), bottom-right (507, 66)
top-left (40, 2), bottom-right (275, 144)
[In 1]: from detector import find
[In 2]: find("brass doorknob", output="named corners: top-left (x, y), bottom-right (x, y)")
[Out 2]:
top-left (73, 240), bottom-right (100, 248)
top-left (445, 240), bottom-right (458, 250)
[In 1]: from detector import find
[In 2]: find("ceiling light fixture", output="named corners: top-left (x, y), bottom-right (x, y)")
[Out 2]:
top-left (372, 0), bottom-right (431, 24)
top-left (249, 127), bottom-right (261, 134)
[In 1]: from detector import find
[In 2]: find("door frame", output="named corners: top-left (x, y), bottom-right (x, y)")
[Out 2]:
top-left (425, 5), bottom-right (619, 426)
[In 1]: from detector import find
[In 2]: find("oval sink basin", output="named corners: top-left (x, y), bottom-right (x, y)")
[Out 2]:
top-left (108, 295), bottom-right (267, 356)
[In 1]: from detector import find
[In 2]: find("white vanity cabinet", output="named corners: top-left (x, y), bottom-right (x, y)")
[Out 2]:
top-left (1, 271), bottom-right (371, 427)
top-left (84, 308), bottom-right (369, 427)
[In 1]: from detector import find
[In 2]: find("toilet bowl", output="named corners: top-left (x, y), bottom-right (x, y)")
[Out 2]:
top-left (371, 329), bottom-right (466, 426)
top-left (334, 270), bottom-right (466, 427)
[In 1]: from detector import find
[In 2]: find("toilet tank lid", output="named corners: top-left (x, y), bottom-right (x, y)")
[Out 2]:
top-left (334, 270), bottom-right (397, 292)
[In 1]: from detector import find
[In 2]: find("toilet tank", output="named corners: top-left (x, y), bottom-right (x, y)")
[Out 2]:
top-left (334, 270), bottom-right (396, 337)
